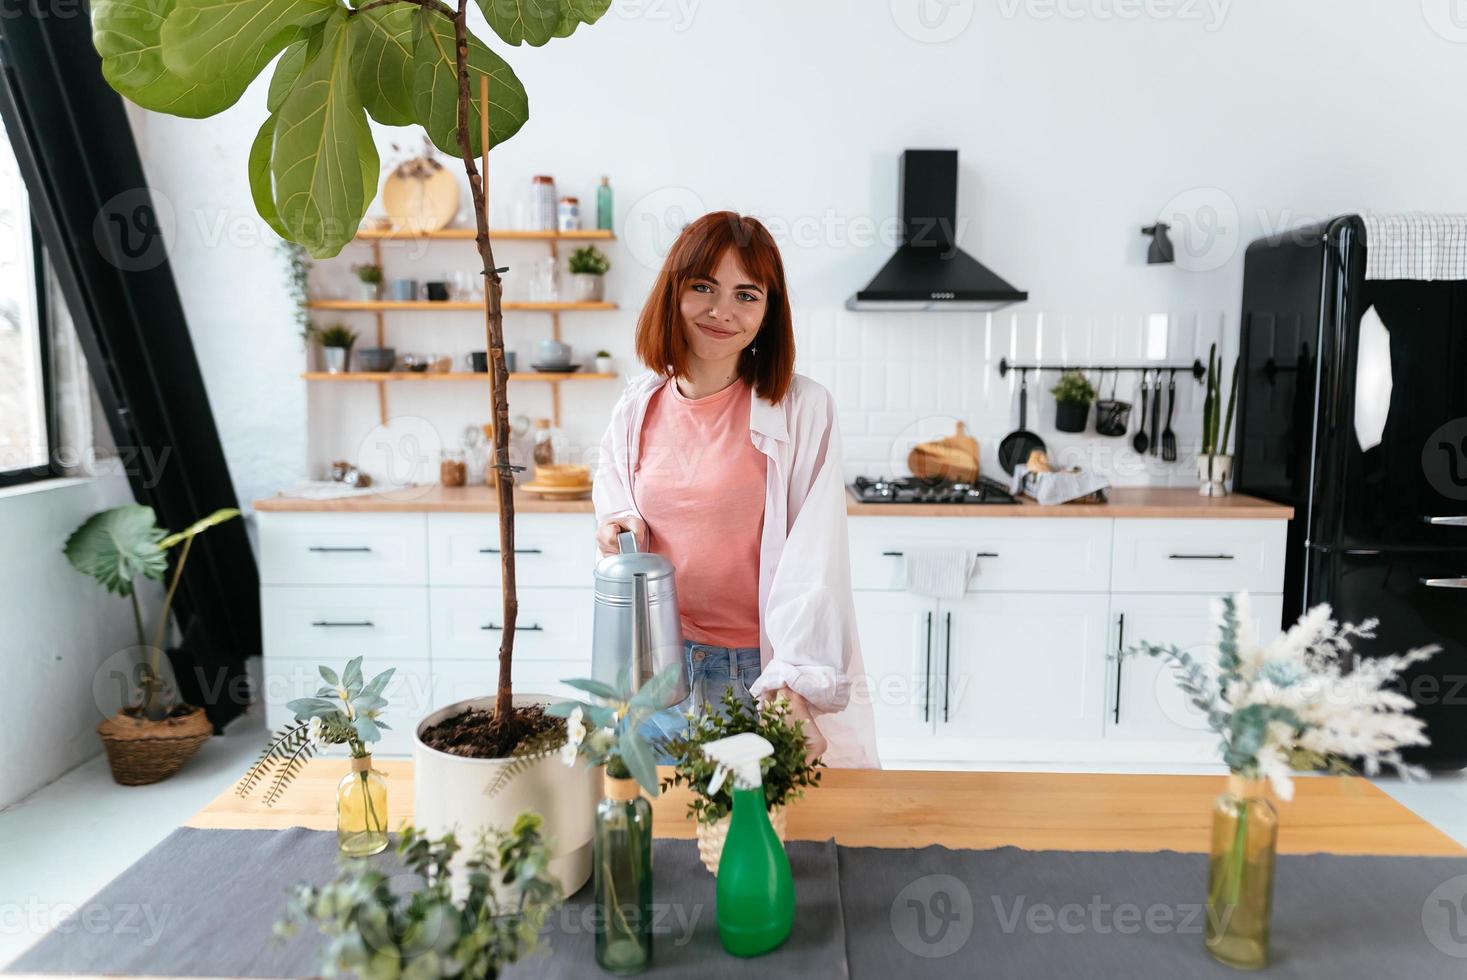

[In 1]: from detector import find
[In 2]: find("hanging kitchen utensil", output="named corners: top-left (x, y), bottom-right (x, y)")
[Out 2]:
top-left (1132, 370), bottom-right (1151, 455)
top-left (1161, 369), bottom-right (1178, 462)
top-left (998, 369), bottom-right (1047, 475)
top-left (908, 421), bottom-right (980, 482)
top-left (1149, 366), bottom-right (1163, 456)
top-left (1094, 368), bottom-right (1132, 437)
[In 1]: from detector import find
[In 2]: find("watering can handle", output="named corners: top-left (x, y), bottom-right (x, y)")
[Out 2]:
top-left (618, 529), bottom-right (637, 553)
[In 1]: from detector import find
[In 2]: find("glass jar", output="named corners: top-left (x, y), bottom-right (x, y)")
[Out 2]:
top-left (440, 449), bottom-right (467, 487)
top-left (337, 755), bottom-right (389, 857)
top-left (1205, 774), bottom-right (1278, 970)
top-left (532, 418), bottom-right (556, 467)
top-left (595, 770), bottom-right (653, 974)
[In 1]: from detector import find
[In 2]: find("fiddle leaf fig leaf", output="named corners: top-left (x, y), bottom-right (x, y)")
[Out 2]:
top-left (479, 0), bottom-right (560, 47)
top-left (266, 37), bottom-right (309, 112)
top-left (272, 9), bottom-right (370, 257)
top-left (160, 0), bottom-right (335, 85)
top-left (63, 505), bottom-right (169, 597)
top-left (349, 6), bottom-right (416, 126)
top-left (411, 12), bottom-right (529, 158)
top-left (92, 0), bottom-right (253, 117)
top-left (551, 0), bottom-right (611, 38)
top-left (248, 113), bottom-right (290, 238)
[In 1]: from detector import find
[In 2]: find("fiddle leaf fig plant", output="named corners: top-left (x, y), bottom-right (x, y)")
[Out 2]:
top-left (92, 0), bottom-right (612, 731)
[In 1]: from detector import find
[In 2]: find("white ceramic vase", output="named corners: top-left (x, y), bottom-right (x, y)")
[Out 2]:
top-left (413, 694), bottom-right (598, 897)
top-left (570, 273), bottom-right (604, 302)
top-left (695, 803), bottom-right (786, 873)
top-left (1197, 453), bottom-right (1233, 497)
top-left (595, 356), bottom-right (613, 374)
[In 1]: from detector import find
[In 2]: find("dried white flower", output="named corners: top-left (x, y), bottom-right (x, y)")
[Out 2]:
top-left (560, 706), bottom-right (586, 767)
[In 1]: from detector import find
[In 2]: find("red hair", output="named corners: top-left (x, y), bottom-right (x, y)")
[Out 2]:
top-left (635, 211), bottom-right (796, 405)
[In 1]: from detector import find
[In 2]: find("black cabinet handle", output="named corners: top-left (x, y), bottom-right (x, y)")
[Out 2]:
top-left (308, 546), bottom-right (372, 553)
top-left (943, 611), bottom-right (952, 724)
top-left (1420, 578), bottom-right (1467, 589)
top-left (923, 611), bottom-right (932, 724)
top-left (1113, 613), bottom-right (1125, 725)
top-left (1424, 516), bottom-right (1467, 527)
top-left (311, 620), bottom-right (374, 628)
top-left (479, 547), bottom-right (543, 555)
top-left (481, 623), bottom-right (544, 631)
top-left (883, 550), bottom-right (999, 558)
top-left (1168, 553), bottom-right (1235, 561)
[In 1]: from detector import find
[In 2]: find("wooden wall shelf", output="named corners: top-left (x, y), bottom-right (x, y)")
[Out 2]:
top-left (308, 300), bottom-right (616, 312)
top-left (303, 371), bottom-right (616, 382)
top-left (355, 228), bottom-right (615, 242)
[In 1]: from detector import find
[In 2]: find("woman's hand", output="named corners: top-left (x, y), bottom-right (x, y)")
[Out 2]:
top-left (772, 688), bottom-right (828, 765)
top-left (596, 516), bottom-right (648, 556)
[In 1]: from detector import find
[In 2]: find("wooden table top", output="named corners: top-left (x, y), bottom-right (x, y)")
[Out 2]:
top-left (252, 484), bottom-right (1293, 520)
top-left (190, 761), bottom-right (1460, 856)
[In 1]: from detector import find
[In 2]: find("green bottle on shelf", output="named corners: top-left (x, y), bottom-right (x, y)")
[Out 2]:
top-left (703, 733), bottom-right (794, 957)
top-left (596, 176), bottom-right (613, 231)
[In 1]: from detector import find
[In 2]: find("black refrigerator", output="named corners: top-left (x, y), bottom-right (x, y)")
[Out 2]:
top-left (1235, 214), bottom-right (1467, 770)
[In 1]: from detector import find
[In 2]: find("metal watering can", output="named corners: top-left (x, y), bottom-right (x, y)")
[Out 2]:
top-left (591, 530), bottom-right (689, 706)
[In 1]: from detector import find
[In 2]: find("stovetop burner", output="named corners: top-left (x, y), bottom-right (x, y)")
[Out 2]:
top-left (849, 475), bottom-right (1018, 505)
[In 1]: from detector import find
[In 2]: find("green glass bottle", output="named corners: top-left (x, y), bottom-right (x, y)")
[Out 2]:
top-left (704, 733), bottom-right (794, 957)
top-left (1205, 775), bottom-right (1278, 970)
top-left (595, 769), bottom-right (653, 974)
top-left (596, 177), bottom-right (613, 231)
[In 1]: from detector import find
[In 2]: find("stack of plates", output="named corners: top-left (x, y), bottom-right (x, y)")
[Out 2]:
top-left (523, 463), bottom-right (592, 498)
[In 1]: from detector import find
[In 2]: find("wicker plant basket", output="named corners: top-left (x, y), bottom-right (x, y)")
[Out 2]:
top-left (695, 804), bottom-right (786, 873)
top-left (97, 705), bottom-right (213, 786)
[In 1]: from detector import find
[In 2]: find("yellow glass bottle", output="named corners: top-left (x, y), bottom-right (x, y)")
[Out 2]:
top-left (337, 754), bottom-right (388, 856)
top-left (1205, 774), bottom-right (1278, 970)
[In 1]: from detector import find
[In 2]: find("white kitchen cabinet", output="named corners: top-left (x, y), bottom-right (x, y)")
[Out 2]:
top-left (427, 513), bottom-right (598, 588)
top-left (259, 512), bottom-right (427, 586)
top-left (851, 590), bottom-right (939, 744)
top-left (430, 586), bottom-right (594, 662)
top-left (939, 592), bottom-right (1110, 741)
top-left (1111, 519), bottom-right (1285, 594)
top-left (1105, 593), bottom-right (1285, 744)
top-left (262, 585), bottom-right (430, 662)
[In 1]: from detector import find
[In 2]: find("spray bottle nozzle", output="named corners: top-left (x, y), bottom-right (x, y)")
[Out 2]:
top-left (703, 732), bottom-right (774, 795)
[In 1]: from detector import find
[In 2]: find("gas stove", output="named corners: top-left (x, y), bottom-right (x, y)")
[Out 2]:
top-left (848, 475), bottom-right (1019, 505)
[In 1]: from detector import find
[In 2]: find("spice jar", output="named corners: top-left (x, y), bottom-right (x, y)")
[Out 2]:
top-left (439, 449), bottom-right (467, 488)
top-left (531, 175), bottom-right (557, 231)
top-left (557, 196), bottom-right (581, 231)
top-left (532, 418), bottom-right (556, 466)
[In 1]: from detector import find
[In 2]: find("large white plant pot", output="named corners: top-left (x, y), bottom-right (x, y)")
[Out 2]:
top-left (413, 694), bottom-right (597, 897)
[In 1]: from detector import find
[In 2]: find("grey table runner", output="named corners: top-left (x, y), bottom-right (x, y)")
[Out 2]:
top-left (6, 828), bottom-right (1466, 978)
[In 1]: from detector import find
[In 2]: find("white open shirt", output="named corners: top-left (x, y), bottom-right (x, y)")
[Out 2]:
top-left (593, 370), bottom-right (880, 768)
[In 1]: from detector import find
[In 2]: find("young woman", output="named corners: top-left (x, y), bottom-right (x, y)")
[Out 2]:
top-left (593, 211), bottom-right (878, 768)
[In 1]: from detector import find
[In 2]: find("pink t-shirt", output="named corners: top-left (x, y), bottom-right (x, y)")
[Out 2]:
top-left (632, 377), bottom-right (766, 648)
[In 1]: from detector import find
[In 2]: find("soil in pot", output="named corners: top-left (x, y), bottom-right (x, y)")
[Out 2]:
top-left (418, 702), bottom-right (561, 758)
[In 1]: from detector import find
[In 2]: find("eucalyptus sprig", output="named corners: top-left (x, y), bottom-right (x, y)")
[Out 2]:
top-left (274, 817), bottom-right (560, 980)
top-left (660, 688), bottom-right (824, 824)
top-left (546, 665), bottom-right (684, 795)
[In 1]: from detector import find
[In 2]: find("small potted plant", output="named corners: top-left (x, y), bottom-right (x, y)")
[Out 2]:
top-left (1199, 343), bottom-right (1240, 496)
top-left (1126, 594), bottom-right (1434, 970)
top-left (64, 505), bottom-right (240, 785)
top-left (236, 656), bottom-right (397, 856)
top-left (274, 818), bottom-right (560, 980)
top-left (317, 323), bottom-right (357, 374)
top-left (1050, 370), bottom-right (1097, 433)
top-left (660, 688), bottom-right (824, 873)
top-left (567, 245), bottom-right (610, 302)
top-left (352, 261), bottom-right (384, 301)
top-left (546, 666), bottom-right (680, 974)
top-left (594, 349), bottom-right (613, 374)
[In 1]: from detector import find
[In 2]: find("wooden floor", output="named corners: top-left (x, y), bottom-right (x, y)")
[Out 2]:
top-left (189, 761), bottom-right (1465, 856)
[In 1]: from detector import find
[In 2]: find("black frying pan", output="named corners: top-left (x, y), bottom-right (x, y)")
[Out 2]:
top-left (998, 369), bottom-right (1047, 475)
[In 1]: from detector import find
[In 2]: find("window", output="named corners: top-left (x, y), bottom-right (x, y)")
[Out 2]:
top-left (0, 108), bottom-right (53, 486)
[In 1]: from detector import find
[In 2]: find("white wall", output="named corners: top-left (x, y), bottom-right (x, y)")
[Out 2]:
top-left (130, 2), bottom-right (1467, 501)
top-left (0, 477), bottom-right (160, 807)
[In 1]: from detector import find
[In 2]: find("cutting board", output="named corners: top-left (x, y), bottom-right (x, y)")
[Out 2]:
top-left (908, 421), bottom-right (979, 482)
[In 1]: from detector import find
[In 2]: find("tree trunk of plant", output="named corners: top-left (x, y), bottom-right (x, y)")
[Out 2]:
top-left (453, 3), bottom-right (517, 723)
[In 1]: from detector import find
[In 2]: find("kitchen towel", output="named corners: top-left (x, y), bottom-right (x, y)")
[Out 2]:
top-left (902, 548), bottom-right (975, 599)
top-left (1363, 212), bottom-right (1467, 281)
top-left (8, 828), bottom-right (1467, 979)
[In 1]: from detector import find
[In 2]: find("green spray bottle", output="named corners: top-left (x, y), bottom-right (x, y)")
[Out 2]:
top-left (703, 733), bottom-right (795, 956)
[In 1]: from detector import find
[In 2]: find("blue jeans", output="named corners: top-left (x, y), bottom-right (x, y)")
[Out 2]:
top-left (642, 639), bottom-right (761, 763)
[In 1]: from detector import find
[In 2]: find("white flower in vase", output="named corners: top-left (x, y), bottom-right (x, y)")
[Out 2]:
top-left (560, 706), bottom-right (586, 767)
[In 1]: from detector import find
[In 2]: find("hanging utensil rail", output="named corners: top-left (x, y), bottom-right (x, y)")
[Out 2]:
top-left (998, 357), bottom-right (1206, 381)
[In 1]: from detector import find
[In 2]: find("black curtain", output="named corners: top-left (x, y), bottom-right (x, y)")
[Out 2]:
top-left (0, 16), bottom-right (259, 730)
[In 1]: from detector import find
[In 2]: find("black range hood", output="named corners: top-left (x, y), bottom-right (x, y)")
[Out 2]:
top-left (847, 149), bottom-right (1027, 312)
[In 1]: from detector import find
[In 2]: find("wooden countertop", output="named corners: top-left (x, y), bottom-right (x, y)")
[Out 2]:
top-left (254, 484), bottom-right (1293, 520)
top-left (190, 761), bottom-right (1458, 856)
